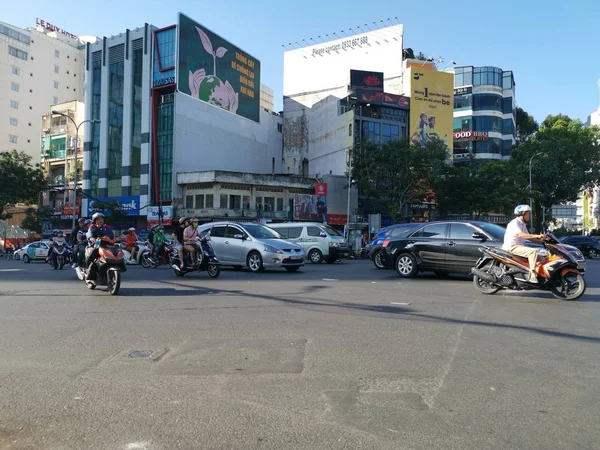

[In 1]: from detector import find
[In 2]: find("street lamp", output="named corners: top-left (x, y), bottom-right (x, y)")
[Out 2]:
top-left (528, 152), bottom-right (544, 230)
top-left (51, 110), bottom-right (100, 231)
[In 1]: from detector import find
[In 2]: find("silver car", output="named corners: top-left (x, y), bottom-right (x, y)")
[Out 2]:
top-left (199, 222), bottom-right (305, 272)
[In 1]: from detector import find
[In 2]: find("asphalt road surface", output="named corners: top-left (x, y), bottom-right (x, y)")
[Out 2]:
top-left (0, 257), bottom-right (599, 450)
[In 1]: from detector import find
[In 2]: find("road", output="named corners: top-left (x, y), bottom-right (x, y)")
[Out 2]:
top-left (0, 257), bottom-right (599, 450)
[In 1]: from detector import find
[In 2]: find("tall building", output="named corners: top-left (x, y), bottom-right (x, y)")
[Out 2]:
top-left (0, 20), bottom-right (89, 161)
top-left (450, 65), bottom-right (516, 161)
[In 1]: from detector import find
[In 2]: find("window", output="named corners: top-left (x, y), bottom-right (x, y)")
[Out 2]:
top-left (472, 94), bottom-right (502, 112)
top-left (454, 66), bottom-right (473, 87)
top-left (210, 226), bottom-right (226, 237)
top-left (454, 94), bottom-right (472, 110)
top-left (277, 123), bottom-right (282, 133)
top-left (0, 24), bottom-right (30, 44)
top-left (473, 116), bottom-right (502, 133)
top-left (453, 117), bottom-right (471, 132)
top-left (219, 194), bottom-right (227, 208)
top-left (348, 123), bottom-right (353, 136)
top-left (54, 81), bottom-right (59, 89)
top-left (502, 97), bottom-right (513, 114)
top-left (8, 46), bottom-right (28, 60)
top-left (255, 196), bottom-right (263, 210)
top-left (195, 194), bottom-right (204, 209)
top-left (473, 137), bottom-right (503, 154)
top-left (449, 223), bottom-right (477, 240)
top-left (411, 223), bottom-right (447, 239)
top-left (502, 119), bottom-right (514, 135)
top-left (9, 135), bottom-right (18, 144)
top-left (277, 198), bottom-right (284, 211)
top-left (9, 118), bottom-right (18, 126)
top-left (11, 82), bottom-right (19, 92)
top-left (243, 195), bottom-right (250, 209)
top-left (54, 65), bottom-right (59, 73)
top-left (55, 50), bottom-right (60, 58)
top-left (307, 226), bottom-right (323, 237)
top-left (287, 227), bottom-right (303, 239)
top-left (229, 195), bottom-right (241, 210)
top-left (53, 96), bottom-right (59, 105)
top-left (473, 66), bottom-right (502, 87)
top-left (225, 226), bottom-right (244, 239)
top-left (264, 197), bottom-right (275, 212)
top-left (205, 194), bottom-right (214, 208)
top-left (11, 66), bottom-right (20, 75)
top-left (10, 100), bottom-right (18, 109)
top-left (185, 195), bottom-right (194, 209)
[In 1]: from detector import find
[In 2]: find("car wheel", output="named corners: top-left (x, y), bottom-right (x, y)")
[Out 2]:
top-left (23, 255), bottom-right (30, 263)
top-left (372, 250), bottom-right (385, 269)
top-left (395, 253), bottom-right (418, 278)
top-left (308, 249), bottom-right (323, 264)
top-left (247, 251), bottom-right (264, 273)
top-left (588, 249), bottom-right (598, 259)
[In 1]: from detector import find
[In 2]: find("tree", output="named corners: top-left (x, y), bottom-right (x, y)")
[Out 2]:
top-left (0, 150), bottom-right (46, 220)
top-left (403, 48), bottom-right (415, 60)
top-left (511, 114), bottom-right (600, 230)
top-left (351, 140), bottom-right (448, 221)
top-left (516, 107), bottom-right (538, 144)
top-left (20, 206), bottom-right (58, 235)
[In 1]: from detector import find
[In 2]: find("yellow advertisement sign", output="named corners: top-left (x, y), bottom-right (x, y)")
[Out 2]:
top-left (408, 68), bottom-right (454, 151)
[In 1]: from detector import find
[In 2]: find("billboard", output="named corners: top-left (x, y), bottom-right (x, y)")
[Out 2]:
top-left (357, 90), bottom-right (409, 109)
top-left (408, 68), bottom-right (454, 150)
top-left (87, 196), bottom-right (140, 217)
top-left (350, 70), bottom-right (384, 91)
top-left (177, 13), bottom-right (261, 123)
top-left (294, 194), bottom-right (327, 222)
top-left (147, 206), bottom-right (173, 227)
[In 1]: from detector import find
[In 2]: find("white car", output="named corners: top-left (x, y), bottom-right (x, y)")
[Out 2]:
top-left (20, 241), bottom-right (51, 263)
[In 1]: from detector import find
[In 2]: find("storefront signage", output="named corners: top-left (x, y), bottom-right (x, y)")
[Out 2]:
top-left (350, 69), bottom-right (383, 91)
top-left (315, 182), bottom-right (328, 196)
top-left (453, 130), bottom-right (489, 141)
top-left (153, 76), bottom-right (175, 87)
top-left (454, 86), bottom-right (472, 95)
top-left (88, 196), bottom-right (141, 216)
top-left (453, 131), bottom-right (472, 139)
top-left (35, 18), bottom-right (77, 39)
top-left (327, 214), bottom-right (347, 225)
top-left (147, 205), bottom-right (173, 226)
top-left (358, 90), bottom-right (409, 109)
top-left (472, 85), bottom-right (502, 95)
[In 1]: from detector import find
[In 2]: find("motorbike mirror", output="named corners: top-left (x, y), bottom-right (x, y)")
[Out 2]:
top-left (472, 232), bottom-right (487, 241)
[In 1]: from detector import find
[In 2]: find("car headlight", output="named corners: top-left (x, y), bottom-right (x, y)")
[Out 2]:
top-left (264, 245), bottom-right (283, 254)
top-left (329, 242), bottom-right (339, 247)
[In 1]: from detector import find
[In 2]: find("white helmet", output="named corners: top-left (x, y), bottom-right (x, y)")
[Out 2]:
top-left (128, 227), bottom-right (136, 231)
top-left (514, 204), bottom-right (532, 216)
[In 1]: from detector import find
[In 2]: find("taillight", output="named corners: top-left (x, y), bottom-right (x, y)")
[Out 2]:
top-left (382, 239), bottom-right (390, 248)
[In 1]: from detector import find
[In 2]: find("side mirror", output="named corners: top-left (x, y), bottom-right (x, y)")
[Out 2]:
top-left (234, 233), bottom-right (245, 240)
top-left (319, 231), bottom-right (327, 238)
top-left (472, 232), bottom-right (487, 241)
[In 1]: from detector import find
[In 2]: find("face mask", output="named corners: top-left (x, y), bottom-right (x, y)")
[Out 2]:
top-left (193, 223), bottom-right (198, 229)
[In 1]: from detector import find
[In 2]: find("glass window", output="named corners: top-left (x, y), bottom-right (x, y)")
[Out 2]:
top-left (9, 135), bottom-right (18, 144)
top-left (8, 46), bottom-right (27, 60)
top-left (220, 194), bottom-right (227, 208)
top-left (130, 43), bottom-right (143, 195)
top-left (185, 195), bottom-right (193, 209)
top-left (229, 195), bottom-right (241, 210)
top-left (195, 195), bottom-right (204, 209)
top-left (307, 226), bottom-right (322, 237)
top-left (449, 223), bottom-right (477, 240)
top-left (54, 81), bottom-right (59, 89)
top-left (53, 96), bottom-right (58, 105)
top-left (287, 227), bottom-right (303, 239)
top-left (454, 94), bottom-right (472, 110)
top-left (156, 94), bottom-right (173, 201)
top-left (472, 94), bottom-right (502, 111)
top-left (12, 66), bottom-right (20, 75)
top-left (89, 52), bottom-right (102, 197)
top-left (210, 226), bottom-right (226, 238)
top-left (453, 117), bottom-right (471, 132)
top-left (107, 45), bottom-right (124, 197)
top-left (348, 123), bottom-right (352, 136)
top-left (10, 100), bottom-right (18, 109)
top-left (453, 138), bottom-right (472, 155)
top-left (54, 65), bottom-right (59, 73)
top-left (55, 50), bottom-right (60, 58)
top-left (0, 25), bottom-right (30, 44)
top-left (264, 197), bottom-right (275, 212)
top-left (225, 226), bottom-right (244, 239)
top-left (454, 72), bottom-right (464, 87)
top-left (277, 198), bottom-right (284, 211)
top-left (205, 194), bottom-right (214, 208)
top-left (502, 119), bottom-right (514, 135)
top-left (412, 223), bottom-right (447, 239)
top-left (502, 97), bottom-right (512, 114)
top-left (473, 116), bottom-right (502, 133)
top-left (11, 82), bottom-right (19, 92)
top-left (502, 139), bottom-right (513, 156)
top-left (9, 118), bottom-right (17, 126)
top-left (242, 224), bottom-right (282, 239)
top-left (473, 137), bottom-right (503, 154)
top-left (464, 68), bottom-right (473, 86)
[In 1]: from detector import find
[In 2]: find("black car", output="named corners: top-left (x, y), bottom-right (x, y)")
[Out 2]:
top-left (367, 223), bottom-right (420, 269)
top-left (380, 220), bottom-right (586, 278)
top-left (558, 235), bottom-right (600, 259)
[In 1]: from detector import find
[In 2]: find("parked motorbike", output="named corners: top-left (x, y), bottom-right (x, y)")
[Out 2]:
top-left (75, 237), bottom-right (125, 295)
top-left (171, 235), bottom-right (220, 278)
top-left (471, 233), bottom-right (586, 301)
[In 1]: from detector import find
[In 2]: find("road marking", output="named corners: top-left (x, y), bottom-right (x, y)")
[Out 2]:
top-left (0, 269), bottom-right (23, 272)
top-left (390, 302), bottom-right (410, 306)
top-left (322, 278), bottom-right (338, 281)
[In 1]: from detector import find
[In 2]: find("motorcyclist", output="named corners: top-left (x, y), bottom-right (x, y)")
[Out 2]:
top-left (152, 227), bottom-right (167, 262)
top-left (172, 217), bottom-right (188, 269)
top-left (84, 212), bottom-right (115, 281)
top-left (502, 204), bottom-right (545, 283)
top-left (73, 219), bottom-right (91, 268)
top-left (51, 230), bottom-right (68, 267)
top-left (125, 227), bottom-right (138, 261)
top-left (71, 218), bottom-right (87, 268)
top-left (183, 218), bottom-right (201, 266)
top-left (147, 225), bottom-right (159, 257)
top-left (46, 229), bottom-right (60, 263)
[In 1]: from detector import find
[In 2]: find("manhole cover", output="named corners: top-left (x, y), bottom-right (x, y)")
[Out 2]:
top-left (127, 350), bottom-right (154, 359)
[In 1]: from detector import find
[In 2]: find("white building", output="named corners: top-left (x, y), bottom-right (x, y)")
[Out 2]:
top-left (0, 20), bottom-right (88, 161)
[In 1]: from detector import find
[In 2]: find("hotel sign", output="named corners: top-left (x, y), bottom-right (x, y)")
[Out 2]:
top-left (36, 18), bottom-right (77, 39)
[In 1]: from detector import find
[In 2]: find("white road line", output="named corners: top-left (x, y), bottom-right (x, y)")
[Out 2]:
top-left (322, 278), bottom-right (338, 281)
top-left (0, 269), bottom-right (23, 272)
top-left (390, 302), bottom-right (410, 306)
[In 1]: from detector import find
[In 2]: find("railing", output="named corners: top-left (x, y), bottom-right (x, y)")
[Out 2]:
top-left (177, 208), bottom-right (293, 220)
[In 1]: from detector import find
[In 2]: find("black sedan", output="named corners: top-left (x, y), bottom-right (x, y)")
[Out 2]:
top-left (559, 235), bottom-right (600, 259)
top-left (380, 221), bottom-right (586, 278)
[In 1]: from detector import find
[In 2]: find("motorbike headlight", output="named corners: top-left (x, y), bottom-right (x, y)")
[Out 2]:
top-left (264, 245), bottom-right (283, 254)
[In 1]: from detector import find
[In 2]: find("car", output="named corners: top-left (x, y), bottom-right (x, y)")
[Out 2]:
top-left (269, 222), bottom-right (350, 264)
top-left (558, 235), bottom-right (600, 259)
top-left (380, 220), bottom-right (586, 278)
top-left (367, 223), bottom-right (421, 269)
top-left (20, 241), bottom-right (52, 263)
top-left (198, 222), bottom-right (305, 272)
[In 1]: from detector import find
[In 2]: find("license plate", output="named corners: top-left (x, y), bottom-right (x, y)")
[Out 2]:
top-left (289, 256), bottom-right (302, 261)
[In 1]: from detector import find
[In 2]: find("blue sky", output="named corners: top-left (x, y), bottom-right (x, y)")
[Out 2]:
top-left (7, 0), bottom-right (599, 123)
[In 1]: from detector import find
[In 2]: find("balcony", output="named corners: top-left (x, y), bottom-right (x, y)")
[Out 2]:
top-left (177, 208), bottom-right (293, 221)
top-left (49, 176), bottom-right (66, 186)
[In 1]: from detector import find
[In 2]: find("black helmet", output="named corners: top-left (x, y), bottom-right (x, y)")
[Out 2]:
top-left (92, 212), bottom-right (104, 223)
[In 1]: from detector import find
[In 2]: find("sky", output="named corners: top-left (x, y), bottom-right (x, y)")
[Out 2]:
top-left (7, 0), bottom-right (599, 123)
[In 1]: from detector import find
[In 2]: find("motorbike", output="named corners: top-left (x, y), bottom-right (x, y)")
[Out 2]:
top-left (471, 233), bottom-right (586, 301)
top-left (75, 237), bottom-right (126, 295)
top-left (147, 242), bottom-right (174, 268)
top-left (171, 235), bottom-right (220, 278)
top-left (50, 241), bottom-right (72, 270)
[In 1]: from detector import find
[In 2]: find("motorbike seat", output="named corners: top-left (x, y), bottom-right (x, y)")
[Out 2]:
top-left (493, 248), bottom-right (530, 263)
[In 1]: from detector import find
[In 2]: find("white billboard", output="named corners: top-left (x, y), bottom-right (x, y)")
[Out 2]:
top-left (283, 25), bottom-right (404, 102)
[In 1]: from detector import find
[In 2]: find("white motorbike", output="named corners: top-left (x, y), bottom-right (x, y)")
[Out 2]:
top-left (135, 241), bottom-right (153, 268)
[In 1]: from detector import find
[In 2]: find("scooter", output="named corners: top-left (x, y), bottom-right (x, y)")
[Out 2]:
top-left (171, 235), bottom-right (220, 278)
top-left (75, 237), bottom-right (126, 295)
top-left (50, 241), bottom-right (71, 270)
top-left (471, 233), bottom-right (586, 301)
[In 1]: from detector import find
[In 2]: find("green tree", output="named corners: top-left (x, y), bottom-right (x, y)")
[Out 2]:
top-left (515, 107), bottom-right (539, 144)
top-left (511, 114), bottom-right (600, 230)
top-left (0, 150), bottom-right (47, 220)
top-left (20, 206), bottom-right (58, 235)
top-left (351, 140), bottom-right (448, 221)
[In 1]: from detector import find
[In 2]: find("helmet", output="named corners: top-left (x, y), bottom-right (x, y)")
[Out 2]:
top-left (514, 205), bottom-right (532, 216)
top-left (84, 219), bottom-right (92, 226)
top-left (57, 231), bottom-right (64, 237)
top-left (128, 227), bottom-right (136, 231)
top-left (179, 216), bottom-right (188, 224)
top-left (78, 218), bottom-right (85, 224)
top-left (92, 212), bottom-right (104, 223)
top-left (190, 217), bottom-right (199, 223)
top-left (158, 227), bottom-right (164, 233)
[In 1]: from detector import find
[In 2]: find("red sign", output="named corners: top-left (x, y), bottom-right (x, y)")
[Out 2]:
top-left (327, 214), bottom-right (347, 225)
top-left (358, 90), bottom-right (409, 109)
top-left (363, 76), bottom-right (381, 88)
top-left (453, 130), bottom-right (489, 141)
top-left (35, 18), bottom-right (77, 39)
top-left (472, 131), bottom-right (489, 141)
top-left (453, 131), bottom-right (472, 140)
top-left (315, 182), bottom-right (328, 196)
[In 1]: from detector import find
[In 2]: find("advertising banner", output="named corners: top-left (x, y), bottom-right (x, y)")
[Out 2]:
top-left (315, 182), bottom-right (328, 196)
top-left (147, 206), bottom-right (173, 227)
top-left (408, 68), bottom-right (454, 151)
top-left (294, 194), bottom-right (327, 222)
top-left (357, 90), bottom-right (409, 109)
top-left (350, 70), bottom-right (384, 91)
top-left (177, 13), bottom-right (261, 123)
top-left (88, 196), bottom-right (141, 217)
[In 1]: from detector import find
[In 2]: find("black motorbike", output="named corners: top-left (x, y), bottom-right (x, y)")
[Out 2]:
top-left (171, 235), bottom-right (220, 278)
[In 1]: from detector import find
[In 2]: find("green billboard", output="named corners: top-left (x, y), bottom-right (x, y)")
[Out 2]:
top-left (177, 13), bottom-right (261, 123)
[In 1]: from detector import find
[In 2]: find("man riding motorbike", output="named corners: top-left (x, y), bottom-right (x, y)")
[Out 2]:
top-left (152, 226), bottom-right (168, 263)
top-left (50, 230), bottom-right (68, 267)
top-left (72, 219), bottom-right (90, 268)
top-left (503, 204), bottom-right (545, 283)
top-left (125, 227), bottom-right (138, 262)
top-left (183, 217), bottom-right (201, 266)
top-left (172, 217), bottom-right (188, 269)
top-left (84, 213), bottom-right (116, 282)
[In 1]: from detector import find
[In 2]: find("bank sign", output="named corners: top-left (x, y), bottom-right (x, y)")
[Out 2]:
top-left (88, 196), bottom-right (141, 217)
top-left (177, 13), bottom-right (261, 123)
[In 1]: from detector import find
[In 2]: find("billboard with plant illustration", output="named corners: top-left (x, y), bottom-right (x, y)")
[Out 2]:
top-left (177, 13), bottom-right (261, 123)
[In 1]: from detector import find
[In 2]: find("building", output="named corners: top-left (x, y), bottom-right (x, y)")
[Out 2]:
top-left (81, 14), bottom-right (284, 227)
top-left (450, 66), bottom-right (516, 161)
top-left (40, 101), bottom-right (86, 225)
top-left (260, 84), bottom-right (275, 112)
top-left (0, 20), bottom-right (89, 161)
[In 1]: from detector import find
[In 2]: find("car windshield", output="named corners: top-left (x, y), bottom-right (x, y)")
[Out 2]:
top-left (321, 225), bottom-right (342, 236)
top-left (242, 224), bottom-right (283, 239)
top-left (475, 222), bottom-right (506, 240)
